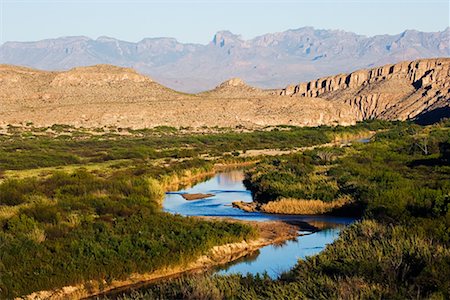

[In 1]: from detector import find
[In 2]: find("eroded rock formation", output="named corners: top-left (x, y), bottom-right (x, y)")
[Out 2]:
top-left (279, 58), bottom-right (450, 121)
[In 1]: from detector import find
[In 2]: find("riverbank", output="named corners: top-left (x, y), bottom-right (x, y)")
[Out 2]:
top-left (24, 221), bottom-right (304, 300)
top-left (12, 133), bottom-right (376, 299)
top-left (159, 161), bottom-right (256, 192)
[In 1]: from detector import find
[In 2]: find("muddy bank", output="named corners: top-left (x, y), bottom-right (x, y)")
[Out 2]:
top-left (232, 201), bottom-right (259, 212)
top-left (181, 193), bottom-right (215, 200)
top-left (23, 221), bottom-right (304, 300)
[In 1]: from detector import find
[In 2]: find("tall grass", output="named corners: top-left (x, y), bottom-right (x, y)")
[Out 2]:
top-left (260, 196), bottom-right (351, 215)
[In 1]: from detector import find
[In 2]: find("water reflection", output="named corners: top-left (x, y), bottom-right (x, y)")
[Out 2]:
top-left (216, 169), bottom-right (245, 185)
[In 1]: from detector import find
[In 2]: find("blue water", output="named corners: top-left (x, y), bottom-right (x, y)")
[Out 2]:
top-left (218, 228), bottom-right (342, 278)
top-left (163, 169), bottom-right (354, 278)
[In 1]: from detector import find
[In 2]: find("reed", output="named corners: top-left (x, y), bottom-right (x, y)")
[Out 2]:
top-left (260, 196), bottom-right (351, 215)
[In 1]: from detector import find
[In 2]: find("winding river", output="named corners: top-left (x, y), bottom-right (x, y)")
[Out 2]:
top-left (164, 169), bottom-right (355, 278)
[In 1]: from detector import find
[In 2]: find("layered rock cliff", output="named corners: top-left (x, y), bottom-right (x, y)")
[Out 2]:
top-left (279, 58), bottom-right (450, 121)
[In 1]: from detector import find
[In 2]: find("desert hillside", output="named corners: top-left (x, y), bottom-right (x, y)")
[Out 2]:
top-left (0, 58), bottom-right (448, 128)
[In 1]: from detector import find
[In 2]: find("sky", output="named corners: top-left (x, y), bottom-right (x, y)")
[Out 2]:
top-left (0, 0), bottom-right (449, 45)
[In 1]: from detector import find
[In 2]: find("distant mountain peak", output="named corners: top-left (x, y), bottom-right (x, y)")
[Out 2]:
top-left (96, 36), bottom-right (119, 42)
top-left (212, 30), bottom-right (242, 47)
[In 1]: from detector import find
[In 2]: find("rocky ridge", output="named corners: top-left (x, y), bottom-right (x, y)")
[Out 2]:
top-left (279, 58), bottom-right (450, 121)
top-left (0, 63), bottom-right (356, 128)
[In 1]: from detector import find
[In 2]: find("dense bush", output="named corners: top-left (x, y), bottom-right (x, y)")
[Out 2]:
top-left (0, 121), bottom-right (382, 170)
top-left (0, 169), bottom-right (255, 298)
top-left (244, 151), bottom-right (340, 203)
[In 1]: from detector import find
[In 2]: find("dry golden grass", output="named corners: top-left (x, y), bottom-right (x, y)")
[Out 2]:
top-left (26, 227), bottom-right (46, 243)
top-left (0, 205), bottom-right (23, 220)
top-left (260, 196), bottom-right (351, 215)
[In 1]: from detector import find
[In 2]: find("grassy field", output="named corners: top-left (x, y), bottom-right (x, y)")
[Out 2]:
top-left (0, 166), bottom-right (259, 298)
top-left (0, 121), bottom-right (386, 172)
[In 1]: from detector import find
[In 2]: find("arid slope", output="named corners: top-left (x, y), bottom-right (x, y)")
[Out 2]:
top-left (0, 65), bottom-right (354, 128)
top-left (0, 58), bottom-right (448, 128)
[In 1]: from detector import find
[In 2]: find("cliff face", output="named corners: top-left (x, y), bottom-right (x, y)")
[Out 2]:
top-left (280, 58), bottom-right (450, 121)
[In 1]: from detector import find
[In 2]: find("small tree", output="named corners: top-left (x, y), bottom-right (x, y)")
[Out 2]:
top-left (409, 127), bottom-right (431, 155)
top-left (414, 134), bottom-right (429, 155)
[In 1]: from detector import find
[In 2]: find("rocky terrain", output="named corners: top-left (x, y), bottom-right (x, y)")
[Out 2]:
top-left (279, 58), bottom-right (450, 122)
top-left (1, 27), bottom-right (448, 92)
top-left (0, 58), bottom-right (448, 129)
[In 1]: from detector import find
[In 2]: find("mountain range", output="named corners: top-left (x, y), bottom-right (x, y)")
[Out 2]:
top-left (1, 27), bottom-right (449, 92)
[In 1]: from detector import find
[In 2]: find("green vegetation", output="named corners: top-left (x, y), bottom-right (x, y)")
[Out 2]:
top-left (110, 120), bottom-right (450, 299)
top-left (244, 151), bottom-right (343, 203)
top-left (0, 166), bottom-right (255, 298)
top-left (0, 121), bottom-right (382, 171)
top-left (0, 122), bottom-right (378, 297)
top-left (114, 220), bottom-right (449, 300)
top-left (1, 120), bottom-right (442, 298)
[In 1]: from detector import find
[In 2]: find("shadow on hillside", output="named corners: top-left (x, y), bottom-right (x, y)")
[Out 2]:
top-left (415, 107), bottom-right (450, 125)
top-left (408, 157), bottom-right (449, 167)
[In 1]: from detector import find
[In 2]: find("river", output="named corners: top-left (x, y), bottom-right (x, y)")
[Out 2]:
top-left (164, 169), bottom-right (355, 278)
top-left (95, 169), bottom-right (355, 298)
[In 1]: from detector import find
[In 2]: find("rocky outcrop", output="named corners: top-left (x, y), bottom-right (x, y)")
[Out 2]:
top-left (280, 58), bottom-right (450, 121)
top-left (203, 77), bottom-right (267, 98)
top-left (50, 65), bottom-right (152, 87)
top-left (217, 77), bottom-right (247, 88)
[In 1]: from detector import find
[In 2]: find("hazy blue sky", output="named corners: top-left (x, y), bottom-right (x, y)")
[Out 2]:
top-left (0, 0), bottom-right (449, 44)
